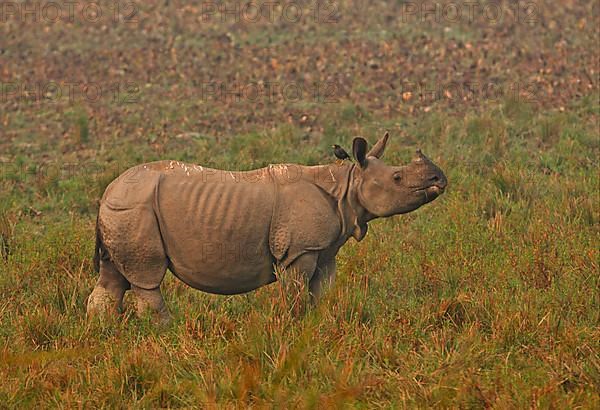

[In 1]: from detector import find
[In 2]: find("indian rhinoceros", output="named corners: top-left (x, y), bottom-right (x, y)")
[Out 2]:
top-left (88, 133), bottom-right (447, 322)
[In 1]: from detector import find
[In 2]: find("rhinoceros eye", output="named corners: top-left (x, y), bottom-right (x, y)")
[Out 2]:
top-left (393, 172), bottom-right (402, 182)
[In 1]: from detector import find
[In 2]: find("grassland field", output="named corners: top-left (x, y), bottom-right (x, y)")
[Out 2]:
top-left (0, 0), bottom-right (599, 408)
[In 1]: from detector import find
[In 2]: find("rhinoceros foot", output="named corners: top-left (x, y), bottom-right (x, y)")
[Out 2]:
top-left (132, 285), bottom-right (171, 326)
top-left (87, 285), bottom-right (120, 317)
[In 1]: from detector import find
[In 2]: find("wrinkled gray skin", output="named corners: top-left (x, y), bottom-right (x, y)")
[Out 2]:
top-left (88, 133), bottom-right (447, 323)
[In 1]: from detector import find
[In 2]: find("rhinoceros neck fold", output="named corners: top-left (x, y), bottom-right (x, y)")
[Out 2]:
top-left (303, 164), bottom-right (371, 243)
top-left (345, 165), bottom-right (373, 241)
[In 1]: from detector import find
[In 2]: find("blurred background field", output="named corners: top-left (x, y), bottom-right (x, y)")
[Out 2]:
top-left (0, 1), bottom-right (598, 407)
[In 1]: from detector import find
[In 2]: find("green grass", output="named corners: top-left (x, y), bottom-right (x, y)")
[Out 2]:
top-left (1, 100), bottom-right (598, 407)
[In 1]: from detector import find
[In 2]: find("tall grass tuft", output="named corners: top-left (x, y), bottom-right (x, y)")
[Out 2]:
top-left (0, 211), bottom-right (14, 261)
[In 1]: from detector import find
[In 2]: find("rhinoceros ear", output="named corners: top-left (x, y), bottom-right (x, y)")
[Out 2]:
top-left (352, 137), bottom-right (368, 168)
top-left (367, 131), bottom-right (390, 159)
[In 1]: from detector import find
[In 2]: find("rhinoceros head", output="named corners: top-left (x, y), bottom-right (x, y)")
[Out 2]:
top-left (352, 132), bottom-right (447, 217)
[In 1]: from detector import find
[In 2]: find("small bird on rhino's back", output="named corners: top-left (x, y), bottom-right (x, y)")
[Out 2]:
top-left (332, 144), bottom-right (351, 164)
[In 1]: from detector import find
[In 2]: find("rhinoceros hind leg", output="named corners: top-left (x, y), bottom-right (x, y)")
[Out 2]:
top-left (131, 285), bottom-right (170, 325)
top-left (87, 259), bottom-right (130, 317)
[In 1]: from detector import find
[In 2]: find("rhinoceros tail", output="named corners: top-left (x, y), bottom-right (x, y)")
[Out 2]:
top-left (93, 214), bottom-right (102, 273)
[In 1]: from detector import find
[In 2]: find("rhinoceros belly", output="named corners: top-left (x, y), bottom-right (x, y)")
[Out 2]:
top-left (155, 171), bottom-right (276, 294)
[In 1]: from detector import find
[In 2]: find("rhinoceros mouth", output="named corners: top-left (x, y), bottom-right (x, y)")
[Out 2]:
top-left (413, 184), bottom-right (445, 194)
top-left (413, 184), bottom-right (445, 202)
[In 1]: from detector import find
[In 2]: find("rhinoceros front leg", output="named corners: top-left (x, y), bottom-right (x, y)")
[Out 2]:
top-left (282, 252), bottom-right (337, 305)
top-left (309, 256), bottom-right (336, 304)
top-left (279, 252), bottom-right (318, 309)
